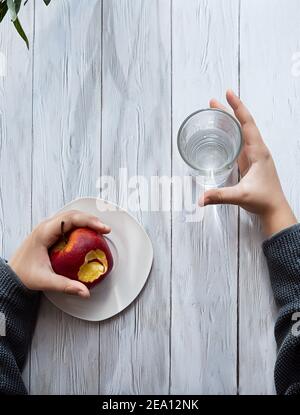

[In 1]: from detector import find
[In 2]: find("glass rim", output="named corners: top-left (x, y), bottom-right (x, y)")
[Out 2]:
top-left (177, 108), bottom-right (243, 175)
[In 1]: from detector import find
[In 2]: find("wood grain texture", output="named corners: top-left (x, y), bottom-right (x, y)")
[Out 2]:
top-left (99, 0), bottom-right (171, 394)
top-left (171, 0), bottom-right (239, 394)
top-left (1, 0), bottom-right (298, 395)
top-left (30, 0), bottom-right (102, 394)
top-left (0, 3), bottom-right (34, 389)
top-left (239, 0), bottom-right (300, 395)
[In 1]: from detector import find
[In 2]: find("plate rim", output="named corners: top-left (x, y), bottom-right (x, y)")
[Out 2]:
top-left (44, 196), bottom-right (154, 321)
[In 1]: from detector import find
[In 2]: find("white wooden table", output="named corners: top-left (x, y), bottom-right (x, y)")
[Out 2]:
top-left (0, 0), bottom-right (299, 395)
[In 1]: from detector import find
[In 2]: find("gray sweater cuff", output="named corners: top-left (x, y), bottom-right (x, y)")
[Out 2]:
top-left (0, 258), bottom-right (40, 339)
top-left (0, 258), bottom-right (40, 394)
top-left (0, 258), bottom-right (38, 304)
top-left (263, 223), bottom-right (300, 308)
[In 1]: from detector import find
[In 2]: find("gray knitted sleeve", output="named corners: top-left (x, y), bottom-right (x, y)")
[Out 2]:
top-left (263, 223), bottom-right (300, 395)
top-left (0, 258), bottom-right (40, 394)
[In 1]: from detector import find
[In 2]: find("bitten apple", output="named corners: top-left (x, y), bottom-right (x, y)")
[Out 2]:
top-left (49, 227), bottom-right (113, 288)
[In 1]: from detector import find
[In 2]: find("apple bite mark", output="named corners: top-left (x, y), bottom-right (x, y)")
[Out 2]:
top-left (49, 226), bottom-right (113, 289)
top-left (77, 249), bottom-right (108, 284)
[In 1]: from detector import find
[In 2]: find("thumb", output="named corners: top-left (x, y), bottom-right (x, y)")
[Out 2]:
top-left (201, 186), bottom-right (241, 206)
top-left (47, 273), bottom-right (90, 298)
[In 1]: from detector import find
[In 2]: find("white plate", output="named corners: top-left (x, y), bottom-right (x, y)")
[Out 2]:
top-left (44, 197), bottom-right (153, 321)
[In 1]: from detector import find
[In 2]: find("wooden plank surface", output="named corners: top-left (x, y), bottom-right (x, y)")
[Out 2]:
top-left (99, 0), bottom-right (171, 394)
top-left (239, 0), bottom-right (300, 395)
top-left (171, 0), bottom-right (239, 394)
top-left (30, 0), bottom-right (102, 394)
top-left (0, 2), bottom-right (34, 389)
top-left (1, 0), bottom-right (298, 395)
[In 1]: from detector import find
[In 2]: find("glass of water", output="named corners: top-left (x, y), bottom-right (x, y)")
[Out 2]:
top-left (177, 109), bottom-right (242, 186)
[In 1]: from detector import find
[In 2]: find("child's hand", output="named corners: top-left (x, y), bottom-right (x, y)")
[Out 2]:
top-left (201, 90), bottom-right (297, 236)
top-left (9, 210), bottom-right (111, 298)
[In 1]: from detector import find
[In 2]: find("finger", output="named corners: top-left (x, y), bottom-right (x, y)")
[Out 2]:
top-left (49, 210), bottom-right (111, 238)
top-left (62, 210), bottom-right (111, 233)
top-left (209, 98), bottom-right (228, 112)
top-left (46, 272), bottom-right (90, 299)
top-left (226, 90), bottom-right (255, 127)
top-left (200, 186), bottom-right (241, 206)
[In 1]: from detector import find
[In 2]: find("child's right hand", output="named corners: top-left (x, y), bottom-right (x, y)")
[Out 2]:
top-left (8, 210), bottom-right (111, 297)
top-left (201, 90), bottom-right (297, 237)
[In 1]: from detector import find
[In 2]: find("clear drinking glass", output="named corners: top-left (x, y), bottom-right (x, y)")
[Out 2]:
top-left (177, 109), bottom-right (242, 186)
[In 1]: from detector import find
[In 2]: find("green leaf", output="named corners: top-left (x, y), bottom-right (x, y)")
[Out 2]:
top-left (0, 2), bottom-right (8, 23)
top-left (13, 17), bottom-right (29, 49)
top-left (15, 0), bottom-right (22, 14)
top-left (7, 0), bottom-right (17, 21)
top-left (43, 0), bottom-right (51, 5)
top-left (6, 0), bottom-right (21, 20)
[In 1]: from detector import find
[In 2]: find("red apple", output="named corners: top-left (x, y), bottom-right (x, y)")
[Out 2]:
top-left (49, 227), bottom-right (113, 288)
